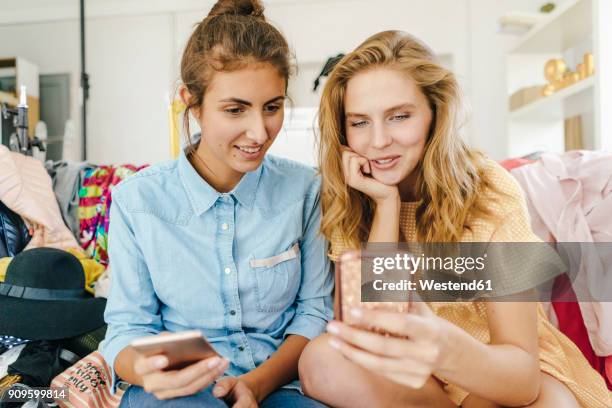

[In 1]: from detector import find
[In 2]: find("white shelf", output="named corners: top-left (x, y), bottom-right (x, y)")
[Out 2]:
top-left (510, 0), bottom-right (591, 54)
top-left (505, 0), bottom-right (610, 155)
top-left (509, 76), bottom-right (595, 122)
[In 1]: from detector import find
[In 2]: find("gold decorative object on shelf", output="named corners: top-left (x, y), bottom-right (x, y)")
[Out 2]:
top-left (540, 2), bottom-right (556, 13)
top-left (542, 53), bottom-right (595, 96)
top-left (564, 115), bottom-right (584, 151)
top-left (509, 85), bottom-right (544, 111)
top-left (576, 52), bottom-right (595, 80)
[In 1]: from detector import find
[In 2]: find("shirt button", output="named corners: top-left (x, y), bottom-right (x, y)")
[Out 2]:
top-left (238, 346), bottom-right (245, 351)
top-left (221, 223), bottom-right (229, 231)
top-left (230, 310), bottom-right (236, 316)
top-left (224, 267), bottom-right (231, 275)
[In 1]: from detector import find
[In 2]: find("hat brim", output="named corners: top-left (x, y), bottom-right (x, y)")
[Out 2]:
top-left (0, 295), bottom-right (106, 340)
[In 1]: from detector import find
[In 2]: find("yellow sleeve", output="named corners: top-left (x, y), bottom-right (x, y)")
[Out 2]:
top-left (493, 161), bottom-right (538, 242)
top-left (475, 160), bottom-right (541, 243)
top-left (328, 228), bottom-right (354, 262)
top-left (477, 161), bottom-right (565, 296)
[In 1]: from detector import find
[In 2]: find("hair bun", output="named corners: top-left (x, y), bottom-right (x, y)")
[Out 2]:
top-left (209, 0), bottom-right (265, 20)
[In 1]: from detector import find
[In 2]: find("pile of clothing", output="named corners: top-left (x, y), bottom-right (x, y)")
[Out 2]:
top-left (502, 150), bottom-right (612, 389)
top-left (44, 161), bottom-right (147, 296)
top-left (0, 145), bottom-right (146, 406)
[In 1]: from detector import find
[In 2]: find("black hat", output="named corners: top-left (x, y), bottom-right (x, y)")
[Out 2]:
top-left (0, 248), bottom-right (106, 340)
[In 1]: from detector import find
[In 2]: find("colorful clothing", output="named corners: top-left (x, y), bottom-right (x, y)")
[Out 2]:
top-left (512, 151), bottom-right (612, 357)
top-left (78, 165), bottom-right (147, 267)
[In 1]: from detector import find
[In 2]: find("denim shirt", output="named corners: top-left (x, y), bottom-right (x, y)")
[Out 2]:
top-left (99, 149), bottom-right (334, 391)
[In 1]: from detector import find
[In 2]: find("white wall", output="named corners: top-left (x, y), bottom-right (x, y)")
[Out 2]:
top-left (467, 0), bottom-right (537, 160)
top-left (87, 14), bottom-right (174, 165)
top-left (0, 0), bottom-right (540, 164)
top-left (175, 0), bottom-right (470, 105)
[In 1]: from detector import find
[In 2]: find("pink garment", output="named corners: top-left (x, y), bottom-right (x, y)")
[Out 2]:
top-left (499, 157), bottom-right (535, 171)
top-left (0, 145), bottom-right (79, 251)
top-left (511, 150), bottom-right (612, 357)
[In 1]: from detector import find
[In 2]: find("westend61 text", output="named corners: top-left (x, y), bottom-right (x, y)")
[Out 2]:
top-left (372, 279), bottom-right (494, 292)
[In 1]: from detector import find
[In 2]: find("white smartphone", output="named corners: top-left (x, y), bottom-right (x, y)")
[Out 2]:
top-left (130, 330), bottom-right (219, 370)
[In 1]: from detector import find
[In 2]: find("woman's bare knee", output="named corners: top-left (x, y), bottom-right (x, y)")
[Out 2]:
top-left (298, 333), bottom-right (337, 398)
top-left (299, 334), bottom-right (394, 408)
top-left (526, 374), bottom-right (578, 408)
top-left (299, 334), bottom-right (456, 408)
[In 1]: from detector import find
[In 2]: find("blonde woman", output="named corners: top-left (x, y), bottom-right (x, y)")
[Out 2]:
top-left (298, 31), bottom-right (611, 408)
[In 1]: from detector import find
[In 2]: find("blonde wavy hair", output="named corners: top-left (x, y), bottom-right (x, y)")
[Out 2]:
top-left (318, 30), bottom-right (501, 246)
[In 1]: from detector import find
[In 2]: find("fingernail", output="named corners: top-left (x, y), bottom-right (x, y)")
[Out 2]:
top-left (350, 308), bottom-right (362, 318)
top-left (212, 386), bottom-right (223, 396)
top-left (154, 356), bottom-right (167, 368)
top-left (327, 322), bottom-right (340, 334)
top-left (328, 338), bottom-right (342, 349)
top-left (208, 357), bottom-right (220, 368)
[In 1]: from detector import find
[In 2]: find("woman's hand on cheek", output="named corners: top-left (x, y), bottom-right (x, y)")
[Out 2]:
top-left (326, 301), bottom-right (455, 389)
top-left (341, 147), bottom-right (399, 204)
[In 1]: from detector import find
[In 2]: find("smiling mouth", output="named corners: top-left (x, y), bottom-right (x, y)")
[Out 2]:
top-left (235, 145), bottom-right (263, 154)
top-left (370, 156), bottom-right (400, 169)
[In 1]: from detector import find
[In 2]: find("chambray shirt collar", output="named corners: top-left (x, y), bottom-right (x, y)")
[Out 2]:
top-left (178, 148), bottom-right (263, 215)
top-left (231, 162), bottom-right (262, 210)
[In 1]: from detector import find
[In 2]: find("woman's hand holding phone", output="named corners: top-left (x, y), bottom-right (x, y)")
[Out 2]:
top-left (327, 296), bottom-right (456, 390)
top-left (131, 332), bottom-right (229, 400)
top-left (341, 146), bottom-right (399, 204)
top-left (133, 350), bottom-right (228, 400)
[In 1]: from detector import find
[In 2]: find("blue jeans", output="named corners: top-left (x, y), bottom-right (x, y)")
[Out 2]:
top-left (119, 385), bottom-right (328, 408)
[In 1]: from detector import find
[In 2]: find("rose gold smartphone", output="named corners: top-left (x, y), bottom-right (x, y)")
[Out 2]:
top-left (336, 251), bottom-right (411, 330)
top-left (130, 330), bottom-right (219, 370)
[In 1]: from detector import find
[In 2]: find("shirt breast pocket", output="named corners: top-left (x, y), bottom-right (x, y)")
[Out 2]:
top-left (250, 243), bottom-right (301, 313)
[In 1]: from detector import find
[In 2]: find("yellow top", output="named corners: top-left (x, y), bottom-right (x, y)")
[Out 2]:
top-left (329, 160), bottom-right (611, 407)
